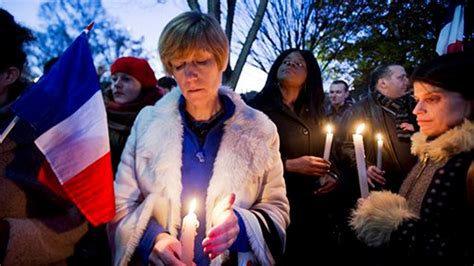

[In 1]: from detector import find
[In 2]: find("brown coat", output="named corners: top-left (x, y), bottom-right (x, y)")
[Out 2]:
top-left (0, 106), bottom-right (87, 265)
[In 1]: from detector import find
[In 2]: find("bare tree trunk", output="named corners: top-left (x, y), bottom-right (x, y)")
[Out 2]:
top-left (225, 0), bottom-right (236, 43)
top-left (225, 0), bottom-right (268, 89)
top-left (187, 0), bottom-right (201, 11)
top-left (222, 0), bottom-right (236, 83)
top-left (208, 0), bottom-right (221, 23)
top-left (185, 0), bottom-right (267, 90)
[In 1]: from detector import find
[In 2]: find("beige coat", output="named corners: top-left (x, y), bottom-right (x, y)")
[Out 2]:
top-left (110, 88), bottom-right (290, 265)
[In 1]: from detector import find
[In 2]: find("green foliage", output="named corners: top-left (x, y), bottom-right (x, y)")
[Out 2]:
top-left (335, 0), bottom-right (448, 96)
top-left (242, 0), bottom-right (450, 95)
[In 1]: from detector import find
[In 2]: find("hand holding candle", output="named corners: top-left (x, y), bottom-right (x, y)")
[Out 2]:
top-left (323, 124), bottom-right (334, 161)
top-left (180, 199), bottom-right (199, 266)
top-left (376, 133), bottom-right (383, 170)
top-left (203, 193), bottom-right (238, 260)
top-left (353, 124), bottom-right (369, 198)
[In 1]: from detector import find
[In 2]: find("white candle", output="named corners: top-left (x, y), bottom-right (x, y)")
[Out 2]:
top-left (353, 124), bottom-right (369, 198)
top-left (323, 124), bottom-right (334, 161)
top-left (180, 199), bottom-right (199, 266)
top-left (376, 133), bottom-right (383, 169)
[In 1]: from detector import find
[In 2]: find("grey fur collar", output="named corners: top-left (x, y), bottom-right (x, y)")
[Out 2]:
top-left (411, 119), bottom-right (474, 162)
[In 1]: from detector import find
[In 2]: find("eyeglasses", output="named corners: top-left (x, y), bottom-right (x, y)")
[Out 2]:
top-left (282, 60), bottom-right (306, 69)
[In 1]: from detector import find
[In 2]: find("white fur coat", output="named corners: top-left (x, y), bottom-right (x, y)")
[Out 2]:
top-left (110, 87), bottom-right (290, 265)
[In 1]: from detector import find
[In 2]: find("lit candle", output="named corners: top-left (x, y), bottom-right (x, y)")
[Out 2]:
top-left (353, 124), bottom-right (369, 198)
top-left (323, 124), bottom-right (334, 161)
top-left (376, 133), bottom-right (383, 170)
top-left (180, 199), bottom-right (199, 266)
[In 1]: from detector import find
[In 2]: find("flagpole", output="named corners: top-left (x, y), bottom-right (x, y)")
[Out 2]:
top-left (84, 22), bottom-right (94, 34)
top-left (0, 116), bottom-right (19, 144)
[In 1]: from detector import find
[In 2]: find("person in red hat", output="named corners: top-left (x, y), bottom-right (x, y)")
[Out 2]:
top-left (106, 56), bottom-right (164, 174)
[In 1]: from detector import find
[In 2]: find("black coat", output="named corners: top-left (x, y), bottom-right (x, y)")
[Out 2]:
top-left (393, 151), bottom-right (474, 259)
top-left (338, 93), bottom-right (417, 195)
top-left (249, 92), bottom-right (340, 261)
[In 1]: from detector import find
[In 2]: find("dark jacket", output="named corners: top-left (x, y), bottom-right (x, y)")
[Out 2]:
top-left (351, 120), bottom-right (474, 262)
top-left (249, 92), bottom-right (339, 261)
top-left (105, 87), bottom-right (163, 174)
top-left (325, 99), bottom-right (353, 128)
top-left (0, 101), bottom-right (87, 265)
top-left (338, 93), bottom-right (417, 195)
top-left (393, 120), bottom-right (474, 259)
top-left (107, 109), bottom-right (139, 174)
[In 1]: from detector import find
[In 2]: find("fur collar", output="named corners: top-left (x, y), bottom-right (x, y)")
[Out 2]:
top-left (411, 119), bottom-right (474, 161)
top-left (114, 86), bottom-right (284, 265)
top-left (130, 85), bottom-right (277, 233)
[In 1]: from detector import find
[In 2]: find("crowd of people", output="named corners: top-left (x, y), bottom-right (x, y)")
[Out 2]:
top-left (1, 7), bottom-right (472, 266)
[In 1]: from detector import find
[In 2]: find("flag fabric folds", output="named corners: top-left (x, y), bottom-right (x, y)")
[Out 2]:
top-left (436, 1), bottom-right (464, 55)
top-left (11, 32), bottom-right (115, 226)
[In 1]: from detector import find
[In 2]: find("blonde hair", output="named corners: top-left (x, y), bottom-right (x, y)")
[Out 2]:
top-left (159, 11), bottom-right (229, 75)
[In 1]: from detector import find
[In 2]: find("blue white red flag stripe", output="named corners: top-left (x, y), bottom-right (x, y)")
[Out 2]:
top-left (436, 2), bottom-right (464, 55)
top-left (35, 91), bottom-right (109, 182)
top-left (12, 33), bottom-right (99, 136)
top-left (60, 153), bottom-right (114, 224)
top-left (11, 32), bottom-right (115, 226)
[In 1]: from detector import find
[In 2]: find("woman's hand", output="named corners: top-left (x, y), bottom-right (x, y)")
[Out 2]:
top-left (367, 165), bottom-right (385, 187)
top-left (315, 174), bottom-right (338, 195)
top-left (202, 193), bottom-right (239, 260)
top-left (149, 233), bottom-right (185, 266)
top-left (285, 156), bottom-right (330, 176)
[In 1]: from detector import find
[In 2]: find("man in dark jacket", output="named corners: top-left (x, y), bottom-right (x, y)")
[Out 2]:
top-left (325, 79), bottom-right (354, 127)
top-left (340, 64), bottom-right (417, 194)
top-left (334, 64), bottom-right (418, 263)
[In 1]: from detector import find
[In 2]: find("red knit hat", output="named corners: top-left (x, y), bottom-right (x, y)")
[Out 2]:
top-left (111, 57), bottom-right (157, 88)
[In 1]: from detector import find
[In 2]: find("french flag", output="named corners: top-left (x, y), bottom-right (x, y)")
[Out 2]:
top-left (11, 31), bottom-right (115, 226)
top-left (436, 1), bottom-right (464, 55)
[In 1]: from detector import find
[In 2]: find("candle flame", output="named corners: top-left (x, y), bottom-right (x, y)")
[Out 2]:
top-left (188, 198), bottom-right (196, 214)
top-left (376, 133), bottom-right (382, 141)
top-left (355, 123), bottom-right (365, 135)
top-left (326, 124), bottom-right (333, 134)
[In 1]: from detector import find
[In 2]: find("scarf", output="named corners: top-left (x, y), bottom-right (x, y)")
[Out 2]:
top-left (400, 119), bottom-right (474, 215)
top-left (106, 87), bottom-right (163, 131)
top-left (105, 86), bottom-right (163, 113)
top-left (373, 90), bottom-right (414, 141)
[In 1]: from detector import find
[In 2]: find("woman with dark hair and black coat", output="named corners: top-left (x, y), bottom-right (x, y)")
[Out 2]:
top-left (249, 48), bottom-right (340, 262)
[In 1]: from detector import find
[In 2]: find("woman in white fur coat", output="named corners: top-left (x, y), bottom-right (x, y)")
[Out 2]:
top-left (108, 11), bottom-right (289, 266)
top-left (351, 51), bottom-right (474, 261)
